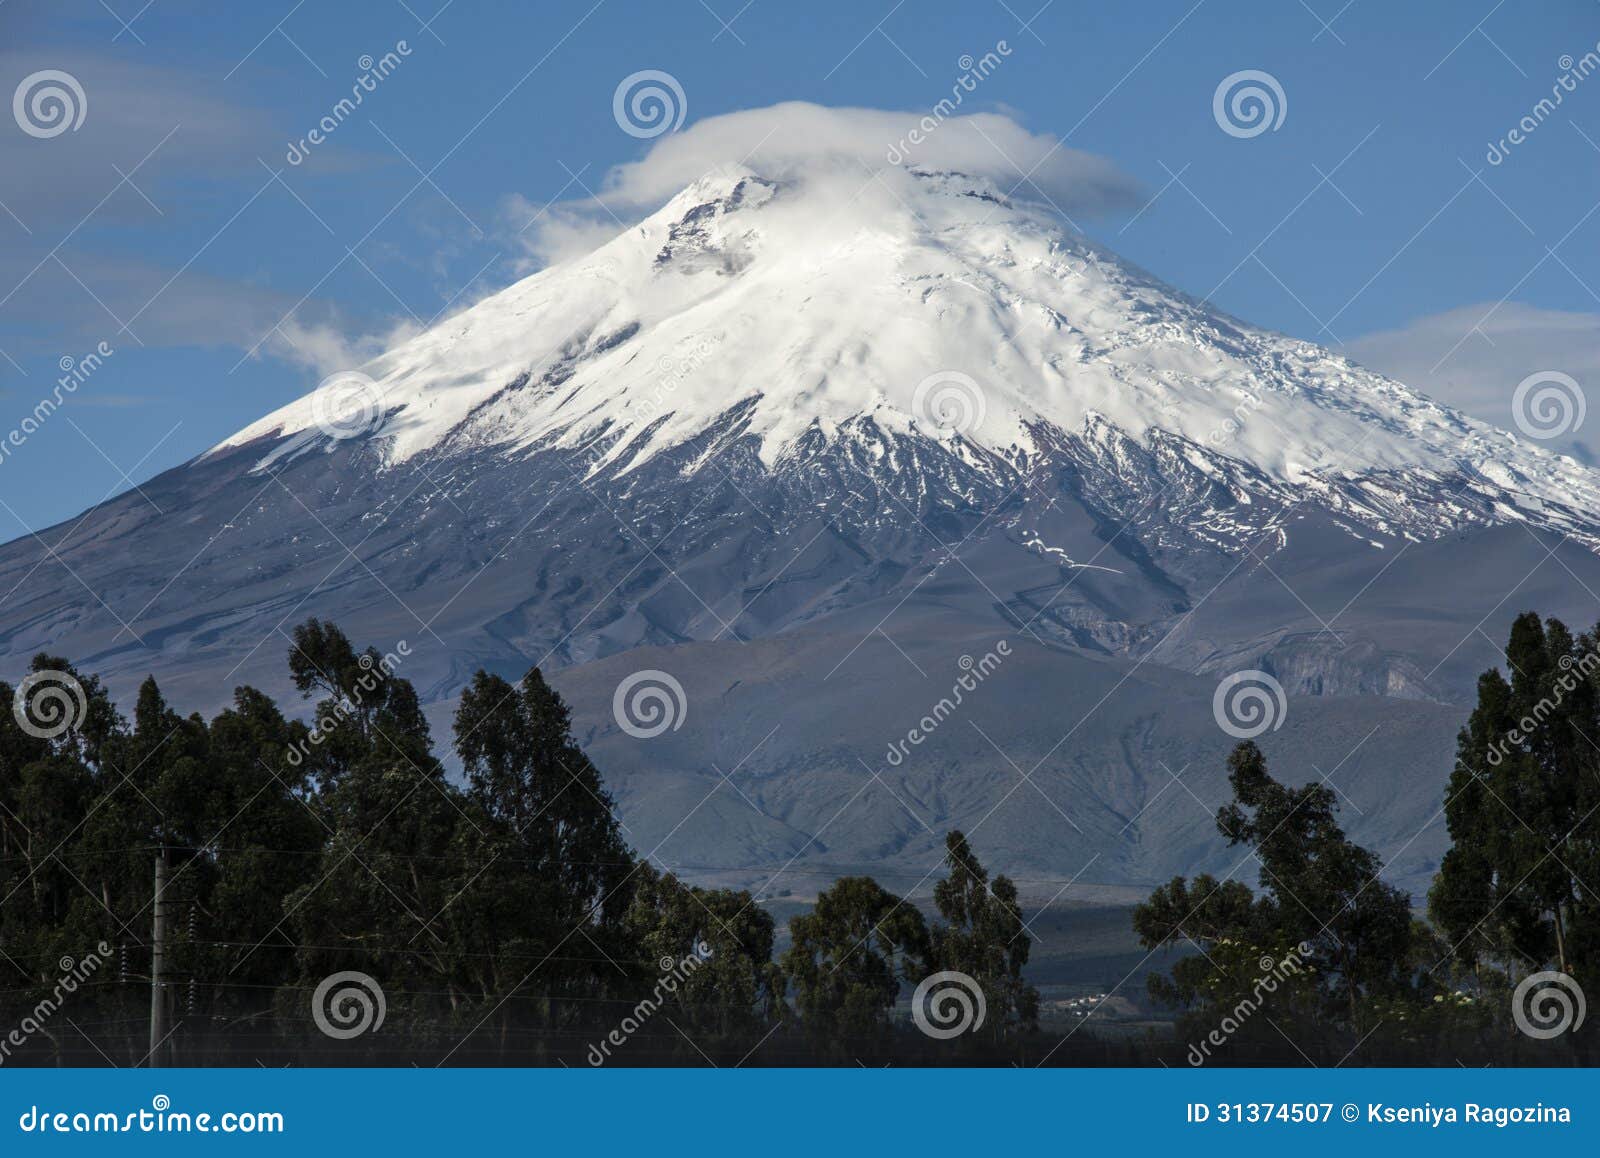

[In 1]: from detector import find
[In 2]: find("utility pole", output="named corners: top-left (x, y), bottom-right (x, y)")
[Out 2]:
top-left (149, 848), bottom-right (168, 1067)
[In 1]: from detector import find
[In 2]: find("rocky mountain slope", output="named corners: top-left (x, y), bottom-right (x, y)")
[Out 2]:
top-left (6, 161), bottom-right (1600, 897)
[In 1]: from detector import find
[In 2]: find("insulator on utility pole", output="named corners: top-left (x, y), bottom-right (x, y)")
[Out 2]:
top-left (186, 903), bottom-right (197, 1015)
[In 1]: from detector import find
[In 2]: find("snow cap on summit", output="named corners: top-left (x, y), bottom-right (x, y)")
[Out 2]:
top-left (210, 104), bottom-right (1600, 551)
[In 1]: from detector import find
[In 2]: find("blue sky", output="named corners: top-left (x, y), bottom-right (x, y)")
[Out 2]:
top-left (2, 0), bottom-right (1598, 532)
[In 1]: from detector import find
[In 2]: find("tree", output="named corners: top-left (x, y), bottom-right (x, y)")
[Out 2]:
top-left (453, 668), bottom-right (634, 932)
top-left (930, 831), bottom-right (1038, 1036)
top-left (621, 863), bottom-right (784, 1042)
top-left (784, 876), bottom-right (927, 1040)
top-left (283, 643), bottom-right (467, 1041)
top-left (1431, 612), bottom-right (1600, 995)
top-left (184, 684), bottom-right (324, 1032)
top-left (1216, 741), bottom-right (1413, 1026)
top-left (1133, 872), bottom-right (1279, 1012)
top-left (1134, 741), bottom-right (1413, 1052)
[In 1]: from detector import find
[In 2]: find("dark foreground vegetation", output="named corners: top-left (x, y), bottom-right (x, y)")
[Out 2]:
top-left (1134, 611), bottom-right (1600, 1066)
top-left (0, 612), bottom-right (1595, 1066)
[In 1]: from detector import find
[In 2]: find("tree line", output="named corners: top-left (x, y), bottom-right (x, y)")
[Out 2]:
top-left (0, 619), bottom-right (1042, 1066)
top-left (7, 611), bottom-right (1594, 1065)
top-left (1133, 611), bottom-right (1600, 1065)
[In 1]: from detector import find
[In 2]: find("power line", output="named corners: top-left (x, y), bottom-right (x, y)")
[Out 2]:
top-left (0, 977), bottom-right (771, 1008)
top-left (0, 843), bottom-right (1118, 889)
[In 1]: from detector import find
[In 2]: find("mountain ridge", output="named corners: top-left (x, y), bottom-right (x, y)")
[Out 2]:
top-left (6, 160), bottom-right (1600, 898)
top-left (207, 163), bottom-right (1600, 559)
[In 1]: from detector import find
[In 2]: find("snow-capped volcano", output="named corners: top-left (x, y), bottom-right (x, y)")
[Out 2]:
top-left (10, 136), bottom-right (1600, 898)
top-left (214, 161), bottom-right (1600, 550)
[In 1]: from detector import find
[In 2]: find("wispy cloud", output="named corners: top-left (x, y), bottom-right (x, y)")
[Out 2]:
top-left (508, 101), bottom-right (1142, 269)
top-left (599, 102), bottom-right (1141, 214)
top-left (0, 51), bottom-right (278, 227)
top-left (0, 249), bottom-right (399, 372)
top-left (1348, 302), bottom-right (1600, 465)
top-left (0, 49), bottom-right (417, 382)
top-left (266, 314), bottom-right (422, 378)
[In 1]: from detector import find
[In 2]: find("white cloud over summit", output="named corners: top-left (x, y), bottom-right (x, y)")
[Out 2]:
top-left (600, 102), bottom-right (1140, 212)
top-left (507, 102), bottom-right (1142, 267)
